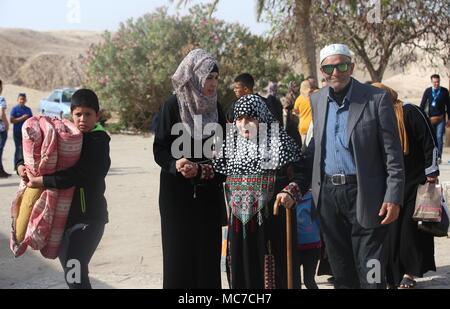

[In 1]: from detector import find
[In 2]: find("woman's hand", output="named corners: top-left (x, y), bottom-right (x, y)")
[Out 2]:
top-left (25, 171), bottom-right (44, 188)
top-left (176, 158), bottom-right (190, 172)
top-left (181, 163), bottom-right (198, 179)
top-left (176, 158), bottom-right (198, 179)
top-left (275, 192), bottom-right (295, 209)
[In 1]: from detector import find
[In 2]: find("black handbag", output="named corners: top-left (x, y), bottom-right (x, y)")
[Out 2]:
top-left (418, 203), bottom-right (449, 237)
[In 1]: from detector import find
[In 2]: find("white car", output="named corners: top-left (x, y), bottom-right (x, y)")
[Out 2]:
top-left (39, 88), bottom-right (76, 119)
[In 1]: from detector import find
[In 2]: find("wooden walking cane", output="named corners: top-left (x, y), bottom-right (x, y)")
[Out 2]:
top-left (274, 197), bottom-right (293, 289)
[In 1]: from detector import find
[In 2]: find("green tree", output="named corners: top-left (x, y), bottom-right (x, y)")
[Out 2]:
top-left (426, 2), bottom-right (450, 89)
top-left (200, 0), bottom-right (449, 83)
top-left (176, 0), bottom-right (318, 80)
top-left (83, 5), bottom-right (289, 130)
top-left (264, 0), bottom-right (449, 82)
top-left (83, 8), bottom-right (191, 130)
top-left (312, 0), bottom-right (450, 82)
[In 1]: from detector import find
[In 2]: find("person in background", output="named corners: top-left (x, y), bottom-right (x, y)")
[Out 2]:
top-left (306, 76), bottom-right (319, 91)
top-left (282, 81), bottom-right (302, 146)
top-left (419, 74), bottom-right (450, 164)
top-left (293, 80), bottom-right (313, 143)
top-left (10, 93), bottom-right (32, 170)
top-left (265, 81), bottom-right (284, 125)
top-left (283, 81), bottom-right (299, 112)
top-left (227, 73), bottom-right (262, 123)
top-left (0, 79), bottom-right (11, 177)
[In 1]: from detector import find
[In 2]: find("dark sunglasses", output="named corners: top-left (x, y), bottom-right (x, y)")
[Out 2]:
top-left (321, 63), bottom-right (351, 75)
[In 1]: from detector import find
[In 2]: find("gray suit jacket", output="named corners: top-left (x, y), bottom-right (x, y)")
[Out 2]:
top-left (310, 79), bottom-right (405, 228)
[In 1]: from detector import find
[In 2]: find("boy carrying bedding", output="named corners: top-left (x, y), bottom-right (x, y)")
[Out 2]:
top-left (17, 89), bottom-right (111, 289)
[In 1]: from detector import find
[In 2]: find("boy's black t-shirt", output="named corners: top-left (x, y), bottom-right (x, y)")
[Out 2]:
top-left (43, 128), bottom-right (111, 227)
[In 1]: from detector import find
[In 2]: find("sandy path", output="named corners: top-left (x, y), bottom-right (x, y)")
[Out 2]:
top-left (0, 132), bottom-right (449, 289)
top-left (0, 134), bottom-right (163, 288)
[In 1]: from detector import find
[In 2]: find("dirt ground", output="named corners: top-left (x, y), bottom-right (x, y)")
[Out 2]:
top-left (0, 131), bottom-right (449, 289)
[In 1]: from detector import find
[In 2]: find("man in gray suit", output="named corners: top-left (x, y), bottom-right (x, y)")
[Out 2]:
top-left (309, 44), bottom-right (405, 289)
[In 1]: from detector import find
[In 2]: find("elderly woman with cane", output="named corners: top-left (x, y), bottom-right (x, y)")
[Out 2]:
top-left (212, 94), bottom-right (311, 289)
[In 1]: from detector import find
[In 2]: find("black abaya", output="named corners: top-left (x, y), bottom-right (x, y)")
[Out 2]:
top-left (387, 104), bottom-right (438, 286)
top-left (153, 95), bottom-right (227, 289)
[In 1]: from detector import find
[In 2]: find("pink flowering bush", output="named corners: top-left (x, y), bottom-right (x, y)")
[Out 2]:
top-left (84, 4), bottom-right (289, 130)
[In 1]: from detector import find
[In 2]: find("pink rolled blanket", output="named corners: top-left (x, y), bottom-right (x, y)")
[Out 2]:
top-left (11, 116), bottom-right (82, 259)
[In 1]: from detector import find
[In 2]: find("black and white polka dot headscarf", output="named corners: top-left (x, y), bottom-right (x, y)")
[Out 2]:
top-left (213, 94), bottom-right (301, 175)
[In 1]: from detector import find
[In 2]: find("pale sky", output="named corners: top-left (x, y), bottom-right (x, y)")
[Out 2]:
top-left (0, 0), bottom-right (271, 35)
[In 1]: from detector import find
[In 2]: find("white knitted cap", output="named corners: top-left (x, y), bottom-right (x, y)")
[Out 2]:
top-left (320, 44), bottom-right (352, 64)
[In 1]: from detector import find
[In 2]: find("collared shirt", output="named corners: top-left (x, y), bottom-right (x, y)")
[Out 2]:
top-left (10, 104), bottom-right (33, 135)
top-left (323, 81), bottom-right (356, 175)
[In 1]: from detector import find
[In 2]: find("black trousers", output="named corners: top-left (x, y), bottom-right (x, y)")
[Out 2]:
top-left (298, 248), bottom-right (320, 289)
top-left (319, 183), bottom-right (388, 289)
top-left (59, 223), bottom-right (105, 289)
top-left (13, 132), bottom-right (23, 171)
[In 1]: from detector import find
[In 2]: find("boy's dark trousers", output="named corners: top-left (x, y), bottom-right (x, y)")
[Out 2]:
top-left (13, 132), bottom-right (23, 170)
top-left (298, 248), bottom-right (320, 289)
top-left (59, 223), bottom-right (105, 289)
